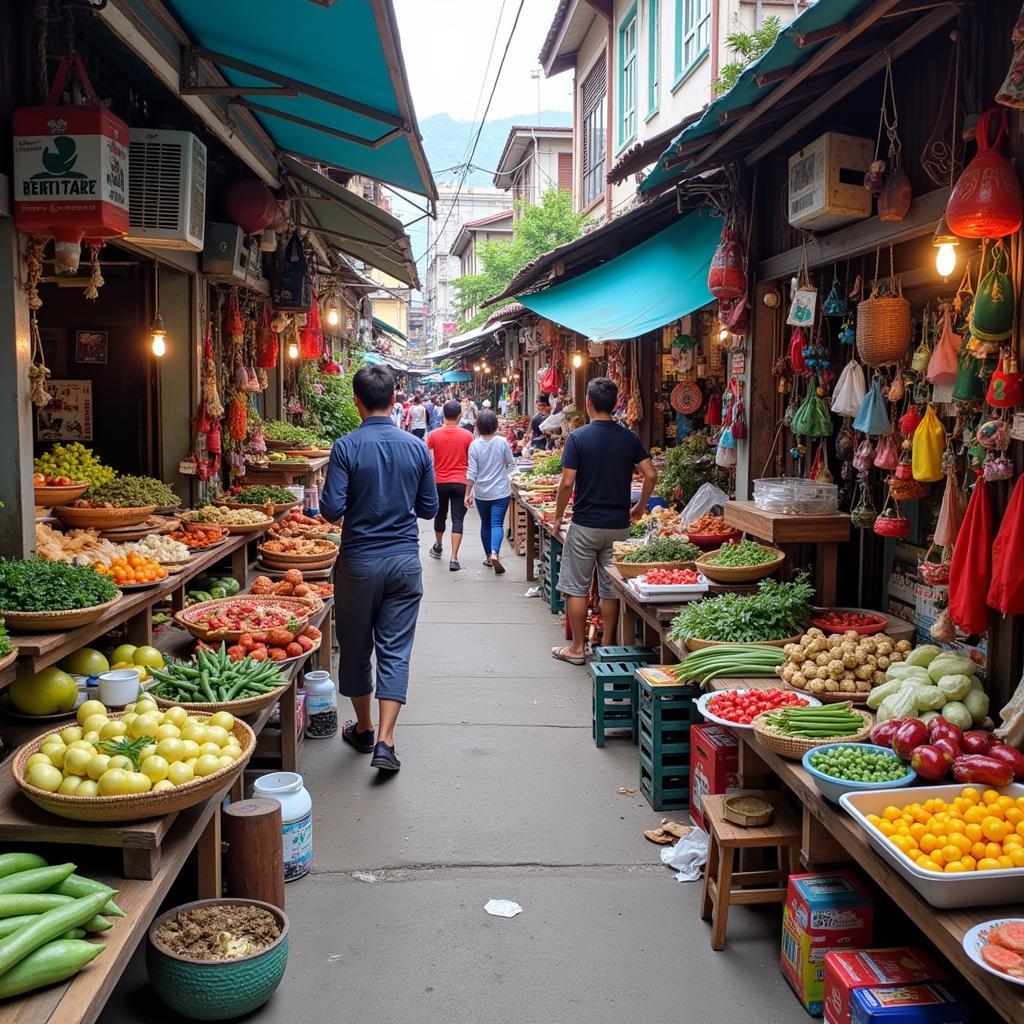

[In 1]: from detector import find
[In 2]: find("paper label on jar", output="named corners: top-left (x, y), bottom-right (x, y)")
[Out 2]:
top-left (306, 691), bottom-right (336, 714)
top-left (282, 810), bottom-right (313, 880)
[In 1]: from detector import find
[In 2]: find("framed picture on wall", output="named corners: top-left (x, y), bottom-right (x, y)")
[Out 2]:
top-left (75, 330), bottom-right (108, 365)
top-left (36, 381), bottom-right (93, 441)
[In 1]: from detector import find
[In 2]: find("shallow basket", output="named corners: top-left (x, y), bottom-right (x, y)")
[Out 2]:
top-left (217, 499), bottom-right (300, 516)
top-left (684, 633), bottom-right (802, 652)
top-left (613, 559), bottom-right (696, 580)
top-left (33, 483), bottom-right (88, 507)
top-left (695, 546), bottom-right (785, 584)
top-left (787, 685), bottom-right (871, 706)
top-left (257, 545), bottom-right (338, 571)
top-left (0, 594), bottom-right (123, 633)
top-left (151, 680), bottom-right (292, 716)
top-left (0, 650), bottom-right (17, 675)
top-left (13, 712), bottom-right (255, 822)
top-left (751, 706), bottom-right (874, 760)
top-left (56, 504), bottom-right (158, 529)
top-left (684, 528), bottom-right (742, 549)
top-left (174, 595), bottom-right (321, 643)
top-left (180, 515), bottom-right (272, 536)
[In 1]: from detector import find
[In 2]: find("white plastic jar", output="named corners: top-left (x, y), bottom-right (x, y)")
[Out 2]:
top-left (252, 771), bottom-right (313, 881)
top-left (303, 670), bottom-right (338, 738)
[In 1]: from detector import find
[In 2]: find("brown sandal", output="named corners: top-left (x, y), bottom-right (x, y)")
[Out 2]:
top-left (551, 646), bottom-right (586, 666)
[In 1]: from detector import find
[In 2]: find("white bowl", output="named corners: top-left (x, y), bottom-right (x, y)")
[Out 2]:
top-left (98, 669), bottom-right (143, 708)
top-left (962, 919), bottom-right (1024, 987)
top-left (695, 689), bottom-right (821, 731)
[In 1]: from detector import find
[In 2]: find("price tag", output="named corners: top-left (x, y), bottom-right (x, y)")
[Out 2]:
top-left (1012, 411), bottom-right (1024, 442)
top-left (731, 352), bottom-right (746, 376)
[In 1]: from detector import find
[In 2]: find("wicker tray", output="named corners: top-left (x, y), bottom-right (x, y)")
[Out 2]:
top-left (174, 595), bottom-right (321, 643)
top-left (787, 685), bottom-right (871, 706)
top-left (258, 543), bottom-right (338, 565)
top-left (263, 440), bottom-right (295, 451)
top-left (99, 515), bottom-right (179, 541)
top-left (695, 547), bottom-right (785, 584)
top-left (613, 559), bottom-right (696, 580)
top-left (0, 594), bottom-right (123, 633)
top-left (12, 712), bottom-right (255, 822)
top-left (150, 680), bottom-right (291, 716)
top-left (685, 528), bottom-right (742, 548)
top-left (33, 483), bottom-right (88, 507)
top-left (216, 499), bottom-right (300, 515)
top-left (55, 505), bottom-right (157, 529)
top-left (684, 633), bottom-right (802, 652)
top-left (751, 707), bottom-right (874, 760)
top-left (179, 514), bottom-right (272, 536)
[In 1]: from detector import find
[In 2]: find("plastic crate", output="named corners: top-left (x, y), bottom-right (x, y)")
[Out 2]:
top-left (594, 645), bottom-right (658, 664)
top-left (590, 661), bottom-right (640, 747)
top-left (637, 673), bottom-right (698, 811)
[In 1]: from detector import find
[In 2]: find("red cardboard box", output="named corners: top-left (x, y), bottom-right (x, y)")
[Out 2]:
top-left (781, 871), bottom-right (874, 1016)
top-left (689, 723), bottom-right (738, 831)
top-left (823, 949), bottom-right (945, 1024)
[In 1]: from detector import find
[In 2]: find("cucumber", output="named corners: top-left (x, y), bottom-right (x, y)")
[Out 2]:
top-left (216, 577), bottom-right (241, 596)
top-left (0, 894), bottom-right (109, 930)
top-left (0, 938), bottom-right (105, 998)
top-left (0, 854), bottom-right (47, 880)
top-left (0, 864), bottom-right (76, 897)
top-left (0, 892), bottom-right (109, 978)
top-left (49, 875), bottom-right (123, 917)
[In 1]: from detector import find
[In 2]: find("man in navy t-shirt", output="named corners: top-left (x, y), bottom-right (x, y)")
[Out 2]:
top-left (551, 378), bottom-right (657, 665)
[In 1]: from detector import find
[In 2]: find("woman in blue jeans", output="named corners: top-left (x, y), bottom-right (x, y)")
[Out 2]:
top-left (465, 410), bottom-right (515, 574)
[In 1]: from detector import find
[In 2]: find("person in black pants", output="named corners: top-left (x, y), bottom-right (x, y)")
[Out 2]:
top-left (425, 401), bottom-right (473, 570)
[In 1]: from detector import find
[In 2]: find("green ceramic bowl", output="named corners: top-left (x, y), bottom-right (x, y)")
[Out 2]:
top-left (147, 899), bottom-right (289, 1021)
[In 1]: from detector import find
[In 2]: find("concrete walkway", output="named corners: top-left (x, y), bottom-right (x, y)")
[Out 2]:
top-left (102, 522), bottom-right (800, 1023)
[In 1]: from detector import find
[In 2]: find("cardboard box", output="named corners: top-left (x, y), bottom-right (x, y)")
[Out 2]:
top-left (823, 949), bottom-right (945, 1024)
top-left (781, 872), bottom-right (874, 1016)
top-left (850, 982), bottom-right (968, 1024)
top-left (689, 723), bottom-right (738, 831)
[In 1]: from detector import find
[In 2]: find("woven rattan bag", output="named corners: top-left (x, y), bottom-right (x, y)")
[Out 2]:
top-left (857, 249), bottom-right (911, 367)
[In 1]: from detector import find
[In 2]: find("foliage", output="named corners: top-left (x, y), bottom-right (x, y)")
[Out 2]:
top-left (451, 190), bottom-right (588, 327)
top-left (619, 538), bottom-right (701, 564)
top-left (297, 361), bottom-right (362, 442)
top-left (231, 486), bottom-right (296, 505)
top-left (713, 16), bottom-right (781, 95)
top-left (0, 558), bottom-right (118, 612)
top-left (260, 420), bottom-right (332, 449)
top-left (654, 431), bottom-right (730, 504)
top-left (0, 618), bottom-right (10, 658)
top-left (669, 572), bottom-right (813, 643)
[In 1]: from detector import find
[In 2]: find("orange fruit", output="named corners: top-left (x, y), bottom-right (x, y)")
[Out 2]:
top-left (977, 857), bottom-right (1001, 871)
top-left (982, 818), bottom-right (1008, 843)
top-left (971, 842), bottom-right (988, 860)
top-left (965, 823), bottom-right (983, 843)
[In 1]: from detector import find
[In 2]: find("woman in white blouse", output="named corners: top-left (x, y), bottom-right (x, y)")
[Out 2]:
top-left (465, 410), bottom-right (516, 574)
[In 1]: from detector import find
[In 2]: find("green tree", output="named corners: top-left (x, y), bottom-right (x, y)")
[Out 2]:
top-left (713, 15), bottom-right (781, 95)
top-left (452, 189), bottom-right (588, 328)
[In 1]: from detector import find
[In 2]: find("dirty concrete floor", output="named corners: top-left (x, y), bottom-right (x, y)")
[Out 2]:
top-left (101, 522), bottom-right (801, 1024)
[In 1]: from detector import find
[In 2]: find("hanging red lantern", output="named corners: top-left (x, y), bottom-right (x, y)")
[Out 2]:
top-left (707, 226), bottom-right (747, 300)
top-left (946, 108), bottom-right (1023, 238)
top-left (299, 294), bottom-right (323, 360)
top-left (898, 407), bottom-right (922, 436)
top-left (224, 180), bottom-right (278, 234)
top-left (206, 420), bottom-right (222, 455)
top-left (13, 54), bottom-right (129, 275)
top-left (255, 305), bottom-right (278, 368)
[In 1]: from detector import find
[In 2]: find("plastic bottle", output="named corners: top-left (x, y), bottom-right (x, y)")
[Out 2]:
top-left (303, 670), bottom-right (338, 738)
top-left (252, 772), bottom-right (313, 881)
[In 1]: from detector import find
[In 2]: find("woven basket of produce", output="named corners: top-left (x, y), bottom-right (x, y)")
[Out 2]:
top-left (696, 544), bottom-right (785, 584)
top-left (0, 650), bottom-right (17, 675)
top-left (258, 540), bottom-right (338, 570)
top-left (751, 705), bottom-right (873, 760)
top-left (217, 499), bottom-right (300, 515)
top-left (174, 595), bottom-right (321, 643)
top-left (151, 681), bottom-right (290, 716)
top-left (55, 505), bottom-right (157, 529)
top-left (0, 594), bottom-right (123, 632)
top-left (180, 513), bottom-right (271, 536)
top-left (613, 559), bottom-right (696, 579)
top-left (264, 439), bottom-right (295, 451)
top-left (13, 711), bottom-right (255, 822)
top-left (98, 515), bottom-right (180, 542)
top-left (33, 482), bottom-right (88, 507)
top-left (686, 633), bottom-right (801, 652)
top-left (685, 529), bottom-right (742, 549)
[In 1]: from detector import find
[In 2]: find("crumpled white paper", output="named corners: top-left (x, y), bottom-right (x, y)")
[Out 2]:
top-left (660, 826), bottom-right (709, 882)
top-left (484, 899), bottom-right (523, 918)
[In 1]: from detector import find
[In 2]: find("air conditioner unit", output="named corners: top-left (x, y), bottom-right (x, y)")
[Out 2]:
top-left (203, 222), bottom-right (249, 282)
top-left (125, 129), bottom-right (206, 250)
top-left (787, 132), bottom-right (873, 231)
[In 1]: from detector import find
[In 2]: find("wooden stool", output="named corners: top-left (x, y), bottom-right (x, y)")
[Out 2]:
top-left (699, 791), bottom-right (801, 951)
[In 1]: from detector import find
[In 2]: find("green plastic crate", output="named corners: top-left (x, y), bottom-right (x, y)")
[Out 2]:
top-left (590, 661), bottom-right (640, 747)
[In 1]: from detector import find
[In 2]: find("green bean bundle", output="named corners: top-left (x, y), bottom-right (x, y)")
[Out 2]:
top-left (673, 645), bottom-right (786, 689)
top-left (759, 702), bottom-right (864, 737)
top-left (147, 645), bottom-right (286, 704)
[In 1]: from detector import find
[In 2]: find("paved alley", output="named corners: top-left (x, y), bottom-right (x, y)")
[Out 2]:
top-left (102, 522), bottom-right (798, 1024)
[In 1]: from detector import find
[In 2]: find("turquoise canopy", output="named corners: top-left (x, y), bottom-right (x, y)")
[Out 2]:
top-left (373, 316), bottom-right (407, 341)
top-left (517, 211), bottom-right (720, 341)
top-left (168, 0), bottom-right (435, 199)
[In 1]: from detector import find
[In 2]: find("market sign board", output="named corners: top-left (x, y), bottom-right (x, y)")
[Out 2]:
top-left (36, 380), bottom-right (93, 441)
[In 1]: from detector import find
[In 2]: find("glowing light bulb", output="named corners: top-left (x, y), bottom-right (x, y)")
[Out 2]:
top-left (151, 333), bottom-right (166, 357)
top-left (287, 341), bottom-right (300, 359)
top-left (718, 328), bottom-right (730, 342)
top-left (936, 243), bottom-right (956, 278)
top-left (326, 307), bottom-right (340, 327)
top-left (571, 352), bottom-right (583, 368)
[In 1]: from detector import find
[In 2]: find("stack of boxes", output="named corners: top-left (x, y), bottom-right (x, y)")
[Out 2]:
top-left (637, 666), bottom-right (697, 811)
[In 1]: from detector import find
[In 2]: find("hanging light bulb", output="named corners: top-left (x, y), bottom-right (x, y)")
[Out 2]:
top-left (325, 295), bottom-right (340, 327)
top-left (474, 363), bottom-right (481, 372)
top-left (571, 351), bottom-right (583, 368)
top-left (718, 327), bottom-right (730, 343)
top-left (933, 214), bottom-right (959, 279)
top-left (149, 263), bottom-right (167, 356)
top-left (287, 340), bottom-right (300, 359)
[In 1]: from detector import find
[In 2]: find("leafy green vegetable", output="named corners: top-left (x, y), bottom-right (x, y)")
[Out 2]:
top-left (229, 486), bottom-right (296, 505)
top-left (705, 540), bottom-right (779, 567)
top-left (654, 431), bottom-right (730, 504)
top-left (87, 475), bottom-right (177, 508)
top-left (533, 453), bottom-right (562, 476)
top-left (297, 363), bottom-right (361, 441)
top-left (619, 538), bottom-right (701, 564)
top-left (0, 619), bottom-right (11, 658)
top-left (669, 572), bottom-right (813, 643)
top-left (0, 559), bottom-right (119, 612)
top-left (260, 420), bottom-right (331, 448)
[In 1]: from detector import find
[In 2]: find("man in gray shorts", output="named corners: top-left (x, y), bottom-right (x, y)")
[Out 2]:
top-left (551, 378), bottom-right (658, 665)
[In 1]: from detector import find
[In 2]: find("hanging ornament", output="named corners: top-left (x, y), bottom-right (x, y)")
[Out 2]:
top-left (898, 406), bottom-right (923, 436)
top-left (788, 327), bottom-right (809, 374)
top-left (986, 352), bottom-right (1024, 408)
top-left (823, 274), bottom-right (848, 317)
top-left (850, 478), bottom-right (878, 529)
top-left (838, 317), bottom-right (856, 346)
top-left (255, 305), bottom-right (279, 369)
top-left (970, 241), bottom-right (1014, 345)
top-left (707, 225), bottom-right (747, 299)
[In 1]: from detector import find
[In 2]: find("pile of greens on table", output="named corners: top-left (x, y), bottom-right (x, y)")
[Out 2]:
top-left (618, 538), bottom-right (701, 564)
top-left (0, 560), bottom-right (119, 612)
top-left (227, 486), bottom-right (296, 505)
top-left (669, 573), bottom-right (813, 643)
top-left (703, 540), bottom-right (779, 567)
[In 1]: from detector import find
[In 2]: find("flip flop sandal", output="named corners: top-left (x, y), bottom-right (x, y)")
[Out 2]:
top-left (491, 557), bottom-right (505, 575)
top-left (644, 827), bottom-right (675, 845)
top-left (661, 820), bottom-right (693, 839)
top-left (551, 646), bottom-right (586, 666)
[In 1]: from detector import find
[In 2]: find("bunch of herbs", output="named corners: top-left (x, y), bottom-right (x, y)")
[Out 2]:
top-left (0, 559), bottom-right (118, 612)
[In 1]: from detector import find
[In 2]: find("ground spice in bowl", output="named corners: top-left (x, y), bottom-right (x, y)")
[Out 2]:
top-left (156, 903), bottom-right (282, 961)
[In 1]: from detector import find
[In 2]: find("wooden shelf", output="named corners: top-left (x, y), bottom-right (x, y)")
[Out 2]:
top-left (724, 500), bottom-right (850, 544)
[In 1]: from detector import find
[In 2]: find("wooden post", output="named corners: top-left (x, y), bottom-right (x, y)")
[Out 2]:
top-left (223, 798), bottom-right (285, 910)
top-left (196, 804), bottom-right (223, 900)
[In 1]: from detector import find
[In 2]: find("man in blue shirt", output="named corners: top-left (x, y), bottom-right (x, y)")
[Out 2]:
top-left (425, 394), bottom-right (443, 433)
top-left (320, 364), bottom-right (439, 772)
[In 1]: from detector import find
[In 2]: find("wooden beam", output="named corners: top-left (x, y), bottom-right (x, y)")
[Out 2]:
top-left (756, 188), bottom-right (949, 280)
top-left (792, 21), bottom-right (850, 48)
top-left (745, 4), bottom-right (960, 167)
top-left (686, 0), bottom-right (908, 173)
top-left (182, 85), bottom-right (299, 97)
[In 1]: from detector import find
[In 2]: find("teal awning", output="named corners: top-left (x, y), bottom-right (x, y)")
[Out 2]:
top-left (168, 0), bottom-right (436, 200)
top-left (362, 351), bottom-right (384, 365)
top-left (640, 0), bottom-right (866, 194)
top-left (517, 211), bottom-right (719, 341)
top-left (442, 370), bottom-right (473, 383)
top-left (372, 316), bottom-right (407, 341)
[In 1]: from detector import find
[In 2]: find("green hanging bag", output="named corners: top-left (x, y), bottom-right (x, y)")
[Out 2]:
top-left (790, 378), bottom-right (833, 437)
top-left (952, 347), bottom-right (986, 402)
top-left (970, 242), bottom-right (1014, 343)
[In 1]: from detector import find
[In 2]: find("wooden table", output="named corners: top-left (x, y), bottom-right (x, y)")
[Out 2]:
top-left (245, 455), bottom-right (329, 489)
top-left (704, 675), bottom-right (1024, 1024)
top-left (723, 501), bottom-right (850, 607)
top-left (511, 490), bottom-right (567, 584)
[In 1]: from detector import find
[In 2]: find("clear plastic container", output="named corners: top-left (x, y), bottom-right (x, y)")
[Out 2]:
top-left (753, 477), bottom-right (839, 515)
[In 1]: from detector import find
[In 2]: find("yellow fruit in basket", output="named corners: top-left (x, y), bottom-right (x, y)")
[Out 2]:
top-left (25, 754), bottom-right (52, 770)
top-left (185, 757), bottom-right (197, 769)
top-left (195, 754), bottom-right (221, 777)
top-left (180, 723), bottom-right (206, 744)
top-left (141, 755), bottom-right (169, 783)
top-left (109, 645), bottom-right (137, 667)
top-left (128, 772), bottom-right (152, 794)
top-left (180, 740), bottom-right (200, 760)
top-left (99, 721), bottom-right (127, 740)
top-left (26, 764), bottom-right (63, 792)
top-left (86, 755), bottom-right (111, 781)
top-left (40, 744), bottom-right (65, 768)
top-left (140, 743), bottom-right (157, 760)
top-left (77, 699), bottom-right (106, 726)
top-left (82, 713), bottom-right (108, 735)
top-left (64, 748), bottom-right (93, 776)
top-left (156, 738), bottom-right (185, 763)
top-left (167, 761), bottom-right (194, 786)
top-left (82, 731), bottom-right (100, 746)
top-left (130, 713), bottom-right (160, 740)
top-left (58, 776), bottom-right (82, 796)
top-left (155, 724), bottom-right (180, 742)
top-left (198, 742), bottom-right (221, 758)
top-left (223, 743), bottom-right (241, 760)
top-left (98, 769), bottom-right (133, 796)
top-left (208, 711), bottom-right (236, 732)
top-left (107, 755), bottom-right (132, 771)
top-left (151, 780), bottom-right (173, 794)
top-left (76, 779), bottom-right (99, 798)
top-left (164, 706), bottom-right (188, 728)
top-left (216, 755), bottom-right (235, 771)
top-left (204, 726), bottom-right (230, 748)
top-left (134, 698), bottom-right (159, 715)
top-left (133, 647), bottom-right (165, 670)
top-left (60, 727), bottom-right (82, 744)
top-left (10, 668), bottom-right (77, 717)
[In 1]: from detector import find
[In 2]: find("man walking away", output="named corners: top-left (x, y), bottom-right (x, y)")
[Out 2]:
top-left (426, 399), bottom-right (473, 571)
top-left (320, 365), bottom-right (439, 772)
top-left (406, 393), bottom-right (428, 439)
top-left (426, 395), bottom-right (443, 433)
top-left (528, 394), bottom-right (553, 450)
top-left (551, 378), bottom-right (657, 666)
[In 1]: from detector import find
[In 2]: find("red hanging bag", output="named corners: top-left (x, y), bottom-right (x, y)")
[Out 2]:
top-left (948, 477), bottom-right (993, 635)
top-left (988, 475), bottom-right (1024, 614)
top-left (255, 305), bottom-right (278, 368)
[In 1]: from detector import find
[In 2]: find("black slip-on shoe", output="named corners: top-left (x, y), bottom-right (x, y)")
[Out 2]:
top-left (371, 741), bottom-right (401, 771)
top-left (428, 544), bottom-right (443, 559)
top-left (449, 560), bottom-right (461, 572)
top-left (341, 721), bottom-right (376, 753)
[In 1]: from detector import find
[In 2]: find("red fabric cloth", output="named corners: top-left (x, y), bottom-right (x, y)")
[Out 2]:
top-left (948, 478), bottom-right (993, 635)
top-left (988, 474), bottom-right (1024, 615)
top-left (426, 425), bottom-right (473, 484)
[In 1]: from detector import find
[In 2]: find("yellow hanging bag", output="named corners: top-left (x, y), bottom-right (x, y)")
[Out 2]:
top-left (911, 404), bottom-right (945, 483)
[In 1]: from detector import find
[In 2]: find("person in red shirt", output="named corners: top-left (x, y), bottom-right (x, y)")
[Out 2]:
top-left (426, 400), bottom-right (474, 571)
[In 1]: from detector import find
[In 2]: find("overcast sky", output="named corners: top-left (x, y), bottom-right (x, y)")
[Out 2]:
top-left (392, 0), bottom-right (574, 121)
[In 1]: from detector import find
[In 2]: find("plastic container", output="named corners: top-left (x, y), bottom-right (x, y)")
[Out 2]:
top-left (98, 668), bottom-right (142, 707)
top-left (801, 743), bottom-right (916, 804)
top-left (252, 772), bottom-right (313, 882)
top-left (302, 670), bottom-right (338, 738)
top-left (303, 486), bottom-right (319, 517)
top-left (840, 783), bottom-right (1024, 907)
top-left (753, 477), bottom-right (839, 515)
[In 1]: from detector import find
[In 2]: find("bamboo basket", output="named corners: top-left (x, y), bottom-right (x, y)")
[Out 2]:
top-left (613, 559), bottom-right (696, 580)
top-left (751, 707), bottom-right (874, 760)
top-left (150, 680), bottom-right (292, 716)
top-left (13, 712), bottom-right (255, 822)
top-left (684, 528), bottom-right (742, 549)
top-left (216, 499), bottom-right (300, 516)
top-left (98, 515), bottom-right (179, 541)
top-left (786, 685), bottom-right (871, 706)
top-left (856, 280), bottom-right (911, 367)
top-left (55, 505), bottom-right (158, 529)
top-left (174, 595), bottom-right (321, 643)
top-left (257, 544), bottom-right (338, 570)
top-left (695, 547), bottom-right (785, 584)
top-left (33, 483), bottom-right (88, 507)
top-left (180, 514), bottom-right (272, 536)
top-left (685, 633), bottom-right (802, 652)
top-left (0, 594), bottom-right (123, 632)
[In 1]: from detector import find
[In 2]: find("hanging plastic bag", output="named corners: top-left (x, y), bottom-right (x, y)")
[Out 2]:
top-left (988, 476), bottom-right (1024, 614)
top-left (852, 377), bottom-right (891, 434)
top-left (911, 405), bottom-right (945, 482)
top-left (830, 360), bottom-right (867, 417)
top-left (926, 308), bottom-right (961, 386)
top-left (873, 435), bottom-right (899, 470)
top-left (934, 468), bottom-right (966, 547)
top-left (948, 478), bottom-right (993, 635)
top-left (790, 380), bottom-right (832, 437)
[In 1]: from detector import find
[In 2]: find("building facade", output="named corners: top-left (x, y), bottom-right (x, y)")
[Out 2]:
top-left (493, 126), bottom-right (574, 211)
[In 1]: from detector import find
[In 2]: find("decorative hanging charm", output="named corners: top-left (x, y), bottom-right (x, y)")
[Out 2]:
top-left (707, 225), bottom-right (747, 299)
top-left (970, 241), bottom-right (1015, 344)
top-left (987, 352), bottom-right (1024, 408)
top-left (838, 317), bottom-right (856, 346)
top-left (788, 327), bottom-right (809, 374)
top-left (823, 274), bottom-right (848, 317)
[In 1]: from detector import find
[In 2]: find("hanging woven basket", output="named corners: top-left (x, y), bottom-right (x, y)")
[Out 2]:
top-left (857, 286), bottom-right (911, 367)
